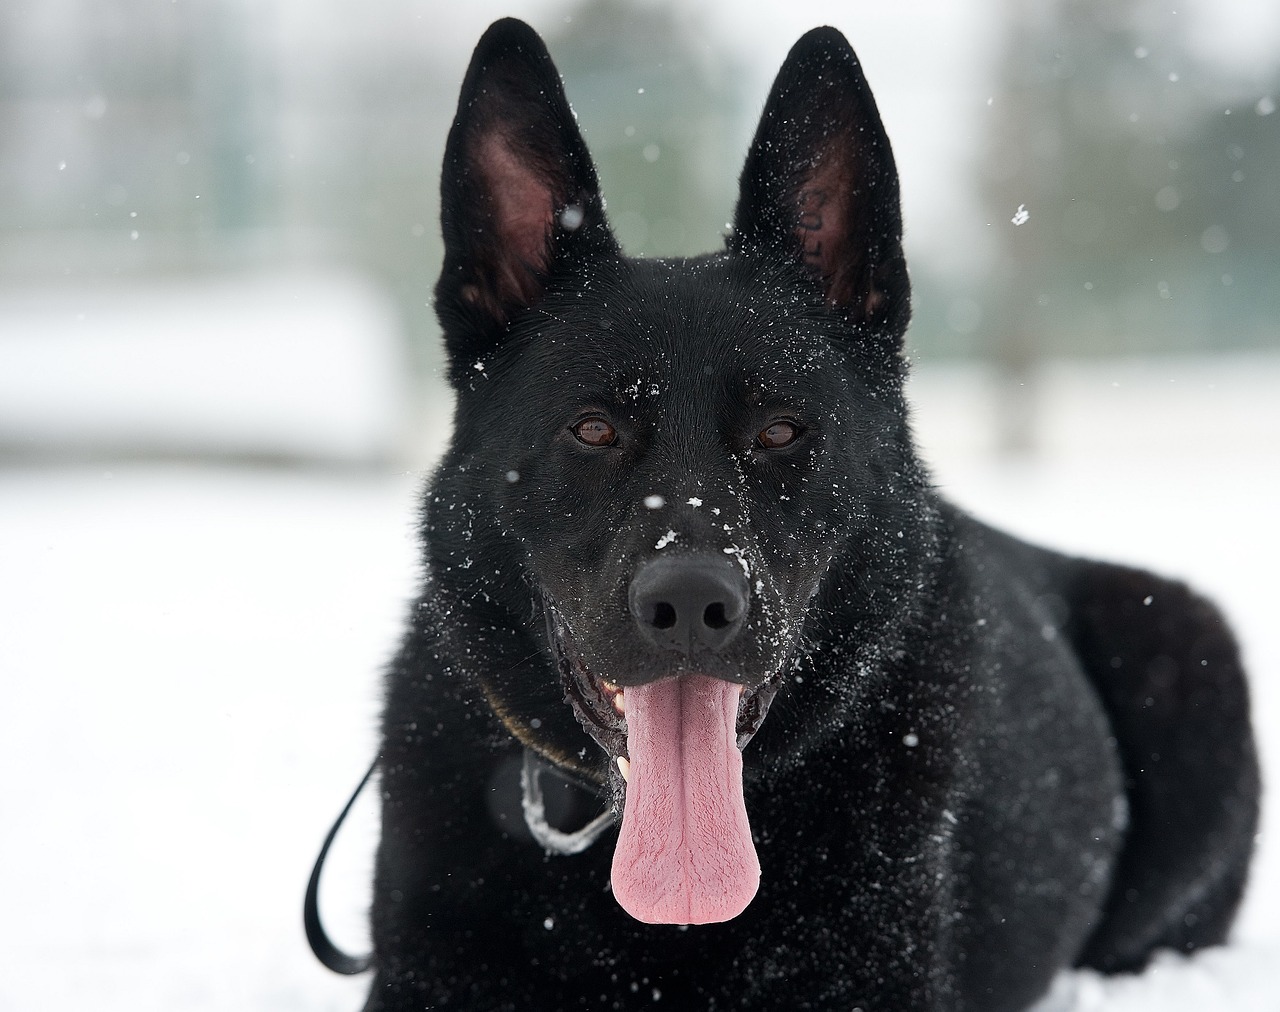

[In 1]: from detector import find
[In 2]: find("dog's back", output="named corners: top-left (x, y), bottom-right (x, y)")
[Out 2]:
top-left (973, 519), bottom-right (1259, 970)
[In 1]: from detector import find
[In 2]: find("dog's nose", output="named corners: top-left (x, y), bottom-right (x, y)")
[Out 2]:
top-left (629, 555), bottom-right (749, 654)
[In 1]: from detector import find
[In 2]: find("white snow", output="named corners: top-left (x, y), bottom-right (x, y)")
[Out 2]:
top-left (0, 273), bottom-right (410, 463)
top-left (0, 353), bottom-right (1276, 1010)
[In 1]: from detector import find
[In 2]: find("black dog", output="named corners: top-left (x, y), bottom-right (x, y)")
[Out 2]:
top-left (336, 19), bottom-right (1259, 1011)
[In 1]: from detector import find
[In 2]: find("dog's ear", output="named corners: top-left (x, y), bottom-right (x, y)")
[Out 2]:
top-left (731, 28), bottom-right (909, 336)
top-left (436, 19), bottom-right (615, 361)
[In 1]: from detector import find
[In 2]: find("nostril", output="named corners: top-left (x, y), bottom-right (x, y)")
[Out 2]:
top-left (629, 555), bottom-right (749, 654)
top-left (651, 602), bottom-right (677, 629)
top-left (703, 601), bottom-right (729, 630)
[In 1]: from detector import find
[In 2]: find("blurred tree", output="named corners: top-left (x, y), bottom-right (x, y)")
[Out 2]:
top-left (549, 0), bottom-right (746, 258)
top-left (0, 1), bottom-right (206, 268)
top-left (979, 0), bottom-right (1280, 451)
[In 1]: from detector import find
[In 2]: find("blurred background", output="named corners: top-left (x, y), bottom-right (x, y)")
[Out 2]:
top-left (2, 0), bottom-right (1278, 462)
top-left (0, 0), bottom-right (1277, 1009)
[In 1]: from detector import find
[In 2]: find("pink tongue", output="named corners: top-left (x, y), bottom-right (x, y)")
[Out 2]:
top-left (611, 675), bottom-right (760, 924)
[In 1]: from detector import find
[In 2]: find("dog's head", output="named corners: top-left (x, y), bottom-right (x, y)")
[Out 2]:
top-left (423, 19), bottom-right (934, 926)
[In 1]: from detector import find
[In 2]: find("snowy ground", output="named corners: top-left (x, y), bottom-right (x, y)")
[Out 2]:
top-left (0, 354), bottom-right (1277, 1011)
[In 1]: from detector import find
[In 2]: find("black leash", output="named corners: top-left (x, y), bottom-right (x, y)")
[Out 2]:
top-left (305, 749), bottom-right (611, 974)
top-left (304, 755), bottom-right (378, 975)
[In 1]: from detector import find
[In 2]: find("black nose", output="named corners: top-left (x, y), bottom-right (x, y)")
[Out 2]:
top-left (629, 555), bottom-right (749, 654)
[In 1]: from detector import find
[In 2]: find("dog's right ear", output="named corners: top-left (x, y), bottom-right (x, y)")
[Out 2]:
top-left (435, 19), bottom-right (615, 369)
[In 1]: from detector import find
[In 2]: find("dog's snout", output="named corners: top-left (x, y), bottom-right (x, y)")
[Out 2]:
top-left (629, 555), bottom-right (749, 654)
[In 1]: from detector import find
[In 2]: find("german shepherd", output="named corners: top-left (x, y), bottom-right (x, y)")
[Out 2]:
top-left (325, 19), bottom-right (1260, 1011)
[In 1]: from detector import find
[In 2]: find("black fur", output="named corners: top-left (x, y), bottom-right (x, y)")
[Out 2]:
top-left (362, 20), bottom-right (1259, 1011)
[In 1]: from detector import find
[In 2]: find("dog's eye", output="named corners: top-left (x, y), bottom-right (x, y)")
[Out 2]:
top-left (757, 420), bottom-right (799, 450)
top-left (572, 416), bottom-right (617, 447)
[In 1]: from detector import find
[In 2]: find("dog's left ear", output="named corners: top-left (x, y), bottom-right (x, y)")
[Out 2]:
top-left (731, 28), bottom-right (909, 337)
top-left (435, 19), bottom-right (616, 367)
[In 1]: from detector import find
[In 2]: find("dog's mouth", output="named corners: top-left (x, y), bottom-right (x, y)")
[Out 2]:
top-left (547, 610), bottom-right (782, 768)
top-left (547, 608), bottom-right (782, 926)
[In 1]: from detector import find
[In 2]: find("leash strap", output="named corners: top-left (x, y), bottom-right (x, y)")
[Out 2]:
top-left (306, 749), bottom-right (613, 974)
top-left (304, 755), bottom-right (378, 975)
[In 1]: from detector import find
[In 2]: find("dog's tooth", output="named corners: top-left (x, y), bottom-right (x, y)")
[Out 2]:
top-left (613, 690), bottom-right (626, 714)
top-left (616, 756), bottom-right (631, 783)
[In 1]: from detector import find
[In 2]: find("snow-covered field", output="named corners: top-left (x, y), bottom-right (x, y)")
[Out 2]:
top-left (0, 354), bottom-right (1276, 1011)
